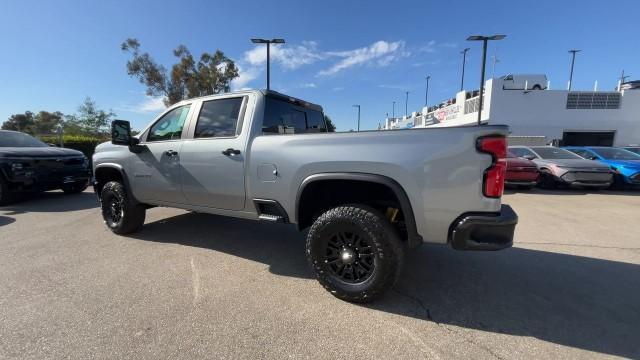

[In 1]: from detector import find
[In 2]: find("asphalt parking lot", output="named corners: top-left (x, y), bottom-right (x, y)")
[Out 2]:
top-left (1, 189), bottom-right (639, 359)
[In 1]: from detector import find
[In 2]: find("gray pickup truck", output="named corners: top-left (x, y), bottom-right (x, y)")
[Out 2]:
top-left (93, 90), bottom-right (517, 302)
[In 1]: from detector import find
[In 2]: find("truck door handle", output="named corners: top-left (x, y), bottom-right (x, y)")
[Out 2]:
top-left (164, 150), bottom-right (178, 157)
top-left (222, 148), bottom-right (241, 156)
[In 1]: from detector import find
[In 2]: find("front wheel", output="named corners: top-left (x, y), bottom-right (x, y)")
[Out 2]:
top-left (306, 205), bottom-right (404, 303)
top-left (100, 181), bottom-right (146, 234)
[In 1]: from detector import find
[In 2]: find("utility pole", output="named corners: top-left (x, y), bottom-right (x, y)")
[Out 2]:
top-left (392, 101), bottom-right (395, 119)
top-left (567, 49), bottom-right (581, 91)
top-left (352, 104), bottom-right (361, 132)
top-left (405, 91), bottom-right (409, 117)
top-left (491, 51), bottom-right (500, 79)
top-left (460, 48), bottom-right (470, 91)
top-left (250, 38), bottom-right (286, 90)
top-left (425, 75), bottom-right (431, 107)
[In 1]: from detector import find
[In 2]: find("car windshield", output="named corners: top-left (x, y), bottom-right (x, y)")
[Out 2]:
top-left (0, 131), bottom-right (48, 147)
top-left (532, 147), bottom-right (582, 159)
top-left (592, 148), bottom-right (640, 161)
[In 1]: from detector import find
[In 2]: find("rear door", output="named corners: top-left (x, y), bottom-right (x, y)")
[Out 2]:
top-left (179, 96), bottom-right (249, 210)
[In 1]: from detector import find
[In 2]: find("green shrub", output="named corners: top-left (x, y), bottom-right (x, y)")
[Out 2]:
top-left (40, 135), bottom-right (108, 159)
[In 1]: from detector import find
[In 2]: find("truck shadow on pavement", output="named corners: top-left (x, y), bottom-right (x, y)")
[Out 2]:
top-left (132, 212), bottom-right (639, 359)
top-left (0, 190), bottom-right (97, 213)
top-left (375, 245), bottom-right (640, 359)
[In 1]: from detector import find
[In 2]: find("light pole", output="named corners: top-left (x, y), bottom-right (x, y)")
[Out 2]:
top-left (392, 101), bottom-right (395, 119)
top-left (405, 91), bottom-right (409, 117)
top-left (250, 38), bottom-right (285, 90)
top-left (467, 35), bottom-right (506, 125)
top-left (567, 49), bottom-right (581, 91)
top-left (352, 104), bottom-right (361, 132)
top-left (460, 48), bottom-right (470, 91)
top-left (425, 75), bottom-right (431, 107)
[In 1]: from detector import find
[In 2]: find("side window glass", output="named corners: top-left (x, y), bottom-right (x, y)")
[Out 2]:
top-left (263, 97), bottom-right (326, 135)
top-left (147, 105), bottom-right (190, 142)
top-left (306, 110), bottom-right (327, 133)
top-left (510, 148), bottom-right (523, 157)
top-left (195, 97), bottom-right (244, 138)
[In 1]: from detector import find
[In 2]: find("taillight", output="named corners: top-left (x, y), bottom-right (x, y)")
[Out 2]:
top-left (477, 136), bottom-right (507, 198)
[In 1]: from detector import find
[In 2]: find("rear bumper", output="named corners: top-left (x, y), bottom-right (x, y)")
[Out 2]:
top-left (449, 204), bottom-right (518, 251)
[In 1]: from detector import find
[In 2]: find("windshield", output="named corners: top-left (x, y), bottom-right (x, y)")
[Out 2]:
top-left (532, 147), bottom-right (582, 160)
top-left (0, 131), bottom-right (48, 147)
top-left (592, 148), bottom-right (640, 161)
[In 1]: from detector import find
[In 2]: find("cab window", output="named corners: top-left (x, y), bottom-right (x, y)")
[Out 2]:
top-left (147, 105), bottom-right (191, 142)
top-left (263, 97), bottom-right (326, 134)
top-left (194, 97), bottom-right (244, 138)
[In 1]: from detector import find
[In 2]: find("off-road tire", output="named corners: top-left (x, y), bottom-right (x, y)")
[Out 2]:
top-left (306, 205), bottom-right (404, 303)
top-left (100, 181), bottom-right (145, 234)
top-left (62, 181), bottom-right (89, 194)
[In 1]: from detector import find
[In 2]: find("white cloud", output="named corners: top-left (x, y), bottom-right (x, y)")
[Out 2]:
top-left (319, 40), bottom-right (408, 76)
top-left (118, 96), bottom-right (166, 114)
top-left (299, 82), bottom-right (317, 88)
top-left (231, 65), bottom-right (259, 90)
top-left (244, 41), bottom-right (323, 70)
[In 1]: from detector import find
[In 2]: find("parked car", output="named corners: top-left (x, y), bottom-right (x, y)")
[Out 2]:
top-left (93, 89), bottom-right (518, 303)
top-left (508, 146), bottom-right (612, 189)
top-left (623, 146), bottom-right (640, 155)
top-left (0, 130), bottom-right (90, 204)
top-left (500, 74), bottom-right (547, 90)
top-left (505, 151), bottom-right (539, 189)
top-left (564, 146), bottom-right (640, 187)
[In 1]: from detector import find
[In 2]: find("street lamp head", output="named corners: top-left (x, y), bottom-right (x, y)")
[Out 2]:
top-left (568, 49), bottom-right (581, 53)
top-left (251, 38), bottom-right (285, 44)
top-left (467, 35), bottom-right (506, 41)
top-left (461, 47), bottom-right (470, 54)
top-left (426, 75), bottom-right (431, 80)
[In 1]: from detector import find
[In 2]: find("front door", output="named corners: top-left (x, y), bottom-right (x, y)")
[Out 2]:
top-left (132, 104), bottom-right (192, 204)
top-left (179, 97), bottom-right (247, 210)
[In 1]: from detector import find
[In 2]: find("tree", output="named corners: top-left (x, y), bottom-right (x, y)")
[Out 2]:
top-left (2, 112), bottom-right (35, 133)
top-left (121, 38), bottom-right (239, 106)
top-left (32, 111), bottom-right (64, 135)
top-left (324, 115), bottom-right (336, 132)
top-left (65, 97), bottom-right (115, 135)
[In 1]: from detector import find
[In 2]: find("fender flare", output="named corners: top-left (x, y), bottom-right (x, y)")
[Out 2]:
top-left (295, 172), bottom-right (422, 248)
top-left (93, 163), bottom-right (140, 204)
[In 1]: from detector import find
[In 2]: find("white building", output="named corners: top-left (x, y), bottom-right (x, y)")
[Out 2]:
top-left (384, 76), bottom-right (640, 147)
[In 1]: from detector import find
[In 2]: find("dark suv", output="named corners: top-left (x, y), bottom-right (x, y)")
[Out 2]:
top-left (0, 130), bottom-right (90, 204)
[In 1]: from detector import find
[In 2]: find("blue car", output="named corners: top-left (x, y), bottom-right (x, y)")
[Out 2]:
top-left (564, 146), bottom-right (640, 187)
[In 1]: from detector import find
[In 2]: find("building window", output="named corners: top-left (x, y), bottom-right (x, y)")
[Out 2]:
top-left (566, 92), bottom-right (620, 109)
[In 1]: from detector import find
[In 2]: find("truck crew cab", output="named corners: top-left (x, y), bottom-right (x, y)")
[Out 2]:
top-left (93, 90), bottom-right (517, 302)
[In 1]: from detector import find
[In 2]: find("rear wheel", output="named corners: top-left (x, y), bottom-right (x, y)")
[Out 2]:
top-left (532, 84), bottom-right (542, 90)
top-left (100, 181), bottom-right (146, 234)
top-left (62, 180), bottom-right (88, 194)
top-left (306, 205), bottom-right (404, 303)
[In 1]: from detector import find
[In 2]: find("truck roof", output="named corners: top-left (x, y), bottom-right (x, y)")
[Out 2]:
top-left (172, 89), bottom-right (323, 113)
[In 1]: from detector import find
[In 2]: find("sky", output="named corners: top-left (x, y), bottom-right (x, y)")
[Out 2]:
top-left (1, 0), bottom-right (639, 131)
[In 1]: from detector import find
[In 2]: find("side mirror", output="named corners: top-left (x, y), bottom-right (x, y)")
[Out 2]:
top-left (111, 120), bottom-right (133, 146)
top-left (589, 156), bottom-right (598, 161)
top-left (522, 154), bottom-right (535, 160)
